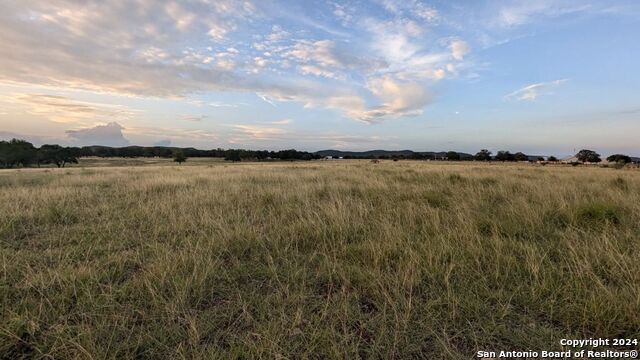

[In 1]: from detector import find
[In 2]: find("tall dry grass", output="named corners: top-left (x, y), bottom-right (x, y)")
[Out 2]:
top-left (1, 161), bottom-right (639, 358)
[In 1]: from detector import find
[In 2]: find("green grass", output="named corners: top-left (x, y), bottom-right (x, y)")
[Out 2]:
top-left (1, 161), bottom-right (639, 358)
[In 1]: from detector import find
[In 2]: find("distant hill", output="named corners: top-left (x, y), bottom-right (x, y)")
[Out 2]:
top-left (315, 149), bottom-right (474, 159)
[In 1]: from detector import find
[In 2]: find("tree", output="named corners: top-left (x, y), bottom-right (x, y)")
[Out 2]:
top-left (225, 150), bottom-right (241, 162)
top-left (0, 141), bottom-right (10, 168)
top-left (606, 154), bottom-right (631, 163)
top-left (576, 149), bottom-right (601, 163)
top-left (0, 139), bottom-right (37, 168)
top-left (474, 149), bottom-right (492, 161)
top-left (173, 150), bottom-right (187, 164)
top-left (38, 145), bottom-right (78, 168)
top-left (548, 156), bottom-right (558, 162)
top-left (514, 152), bottom-right (528, 162)
top-left (495, 151), bottom-right (514, 161)
top-left (446, 151), bottom-right (460, 161)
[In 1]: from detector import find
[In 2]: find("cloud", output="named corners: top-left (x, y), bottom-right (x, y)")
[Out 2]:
top-left (450, 40), bottom-right (470, 60)
top-left (270, 119), bottom-right (292, 125)
top-left (126, 126), bottom-right (218, 143)
top-left (377, 0), bottom-right (439, 22)
top-left (66, 122), bottom-right (130, 146)
top-left (182, 115), bottom-right (208, 122)
top-left (0, 93), bottom-right (139, 125)
top-left (0, 0), bottom-right (255, 97)
top-left (360, 76), bottom-right (431, 122)
top-left (232, 125), bottom-right (287, 140)
top-left (505, 79), bottom-right (568, 101)
top-left (495, 1), bottom-right (592, 27)
top-left (332, 3), bottom-right (353, 26)
top-left (0, 0), bottom-right (464, 125)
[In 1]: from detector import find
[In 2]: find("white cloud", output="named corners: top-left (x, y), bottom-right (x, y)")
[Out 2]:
top-left (377, 0), bottom-right (439, 23)
top-left (233, 124), bottom-right (287, 140)
top-left (505, 79), bottom-right (568, 101)
top-left (66, 122), bottom-right (130, 146)
top-left (164, 2), bottom-right (195, 31)
top-left (270, 119), bottom-right (292, 125)
top-left (0, 0), bottom-right (460, 125)
top-left (450, 40), bottom-right (470, 60)
top-left (287, 40), bottom-right (343, 68)
top-left (496, 1), bottom-right (592, 27)
top-left (332, 3), bottom-right (353, 25)
top-left (182, 115), bottom-right (209, 122)
top-left (361, 76), bottom-right (431, 122)
top-left (0, 93), bottom-right (139, 125)
top-left (299, 65), bottom-right (342, 80)
top-left (266, 25), bottom-right (290, 42)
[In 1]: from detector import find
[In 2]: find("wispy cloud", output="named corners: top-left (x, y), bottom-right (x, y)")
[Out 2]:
top-left (269, 119), bottom-right (293, 125)
top-left (182, 115), bottom-right (208, 122)
top-left (505, 79), bottom-right (568, 101)
top-left (0, 93), bottom-right (139, 124)
top-left (496, 1), bottom-right (592, 27)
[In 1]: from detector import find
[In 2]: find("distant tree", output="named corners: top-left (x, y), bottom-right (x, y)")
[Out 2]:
top-left (474, 149), bottom-right (492, 161)
top-left (225, 150), bottom-right (241, 162)
top-left (548, 156), bottom-right (558, 162)
top-left (0, 141), bottom-right (10, 168)
top-left (0, 139), bottom-right (37, 168)
top-left (446, 151), bottom-right (460, 161)
top-left (576, 149), bottom-right (601, 163)
top-left (514, 152), bottom-right (528, 162)
top-left (495, 151), bottom-right (514, 161)
top-left (606, 154), bottom-right (631, 163)
top-left (173, 150), bottom-right (187, 164)
top-left (39, 145), bottom-right (78, 168)
top-left (537, 157), bottom-right (545, 162)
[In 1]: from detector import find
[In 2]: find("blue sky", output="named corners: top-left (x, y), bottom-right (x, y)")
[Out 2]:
top-left (0, 0), bottom-right (639, 156)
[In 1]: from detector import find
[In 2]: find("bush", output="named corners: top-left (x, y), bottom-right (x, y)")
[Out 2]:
top-left (173, 150), bottom-right (187, 164)
top-left (576, 203), bottom-right (622, 226)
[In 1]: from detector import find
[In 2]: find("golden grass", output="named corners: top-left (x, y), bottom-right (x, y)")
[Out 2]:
top-left (1, 161), bottom-right (639, 358)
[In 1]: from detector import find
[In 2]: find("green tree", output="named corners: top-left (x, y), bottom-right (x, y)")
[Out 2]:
top-left (38, 145), bottom-right (78, 168)
top-left (225, 150), bottom-right (241, 162)
top-left (606, 154), bottom-right (631, 163)
top-left (514, 152), bottom-right (528, 162)
top-left (495, 151), bottom-right (514, 161)
top-left (576, 149), bottom-right (601, 163)
top-left (173, 150), bottom-right (187, 164)
top-left (548, 156), bottom-right (558, 162)
top-left (0, 139), bottom-right (37, 168)
top-left (474, 149), bottom-right (492, 161)
top-left (446, 151), bottom-right (460, 161)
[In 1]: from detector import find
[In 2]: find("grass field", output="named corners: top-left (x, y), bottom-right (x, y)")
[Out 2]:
top-left (1, 161), bottom-right (639, 358)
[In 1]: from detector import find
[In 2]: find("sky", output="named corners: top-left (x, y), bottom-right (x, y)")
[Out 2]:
top-left (0, 0), bottom-right (639, 156)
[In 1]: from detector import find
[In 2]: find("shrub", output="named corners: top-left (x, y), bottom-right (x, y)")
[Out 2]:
top-left (575, 203), bottom-right (622, 226)
top-left (173, 150), bottom-right (187, 164)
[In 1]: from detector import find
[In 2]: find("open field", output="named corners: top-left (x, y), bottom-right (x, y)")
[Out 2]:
top-left (77, 157), bottom-right (226, 168)
top-left (1, 161), bottom-right (639, 358)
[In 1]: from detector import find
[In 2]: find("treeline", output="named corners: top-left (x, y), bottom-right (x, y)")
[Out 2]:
top-left (0, 139), bottom-right (79, 168)
top-left (0, 139), bottom-right (321, 168)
